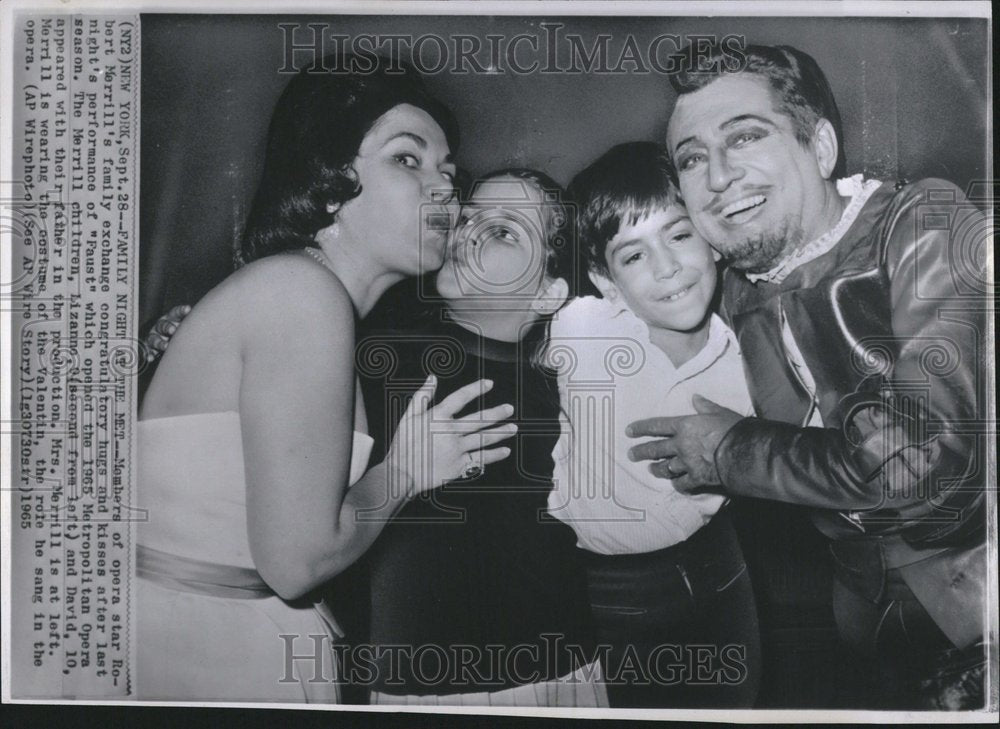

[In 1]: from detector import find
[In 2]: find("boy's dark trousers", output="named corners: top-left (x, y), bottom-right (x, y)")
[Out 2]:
top-left (583, 509), bottom-right (761, 708)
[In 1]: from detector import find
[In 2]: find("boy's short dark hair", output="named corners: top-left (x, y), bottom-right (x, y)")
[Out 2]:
top-left (568, 142), bottom-right (681, 277)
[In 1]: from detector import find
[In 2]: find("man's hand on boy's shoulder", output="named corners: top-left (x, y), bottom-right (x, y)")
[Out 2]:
top-left (144, 304), bottom-right (192, 364)
top-left (625, 394), bottom-right (743, 493)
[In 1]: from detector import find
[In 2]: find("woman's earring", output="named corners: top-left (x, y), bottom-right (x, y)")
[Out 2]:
top-left (325, 203), bottom-right (342, 239)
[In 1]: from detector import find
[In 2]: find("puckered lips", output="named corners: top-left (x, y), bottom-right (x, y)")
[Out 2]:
top-left (422, 208), bottom-right (454, 255)
top-left (424, 207), bottom-right (454, 233)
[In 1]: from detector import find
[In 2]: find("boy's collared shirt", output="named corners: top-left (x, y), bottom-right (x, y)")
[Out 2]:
top-left (546, 295), bottom-right (753, 555)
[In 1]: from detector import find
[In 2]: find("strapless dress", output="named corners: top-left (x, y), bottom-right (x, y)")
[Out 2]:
top-left (135, 411), bottom-right (372, 702)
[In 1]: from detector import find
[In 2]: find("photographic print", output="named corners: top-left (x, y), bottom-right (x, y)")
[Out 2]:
top-left (1, 1), bottom-right (995, 722)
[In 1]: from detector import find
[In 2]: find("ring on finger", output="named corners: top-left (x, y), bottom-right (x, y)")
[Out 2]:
top-left (461, 452), bottom-right (484, 479)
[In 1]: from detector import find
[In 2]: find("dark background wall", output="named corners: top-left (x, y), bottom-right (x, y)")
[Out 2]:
top-left (139, 14), bottom-right (990, 324)
top-left (138, 14), bottom-right (990, 708)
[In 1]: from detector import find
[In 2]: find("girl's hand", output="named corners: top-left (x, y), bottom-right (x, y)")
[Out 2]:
top-left (386, 375), bottom-right (516, 496)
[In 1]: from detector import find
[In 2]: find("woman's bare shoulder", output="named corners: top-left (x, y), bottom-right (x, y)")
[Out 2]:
top-left (211, 253), bottom-right (355, 333)
top-left (142, 253), bottom-right (356, 418)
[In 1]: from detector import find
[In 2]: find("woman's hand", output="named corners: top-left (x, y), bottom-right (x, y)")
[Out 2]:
top-left (386, 375), bottom-right (516, 497)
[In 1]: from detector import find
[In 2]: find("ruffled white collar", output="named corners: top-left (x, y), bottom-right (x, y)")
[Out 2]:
top-left (745, 175), bottom-right (883, 285)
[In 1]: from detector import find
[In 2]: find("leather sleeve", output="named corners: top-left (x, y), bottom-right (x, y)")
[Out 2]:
top-left (715, 180), bottom-right (986, 539)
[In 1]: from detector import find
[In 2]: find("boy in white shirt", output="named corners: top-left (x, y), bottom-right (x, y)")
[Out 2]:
top-left (547, 142), bottom-right (760, 708)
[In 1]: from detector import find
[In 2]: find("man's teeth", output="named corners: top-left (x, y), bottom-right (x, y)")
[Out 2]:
top-left (664, 286), bottom-right (691, 301)
top-left (722, 195), bottom-right (766, 218)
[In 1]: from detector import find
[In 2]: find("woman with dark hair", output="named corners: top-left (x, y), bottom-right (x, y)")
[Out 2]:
top-left (135, 56), bottom-right (515, 702)
top-left (359, 169), bottom-right (606, 706)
